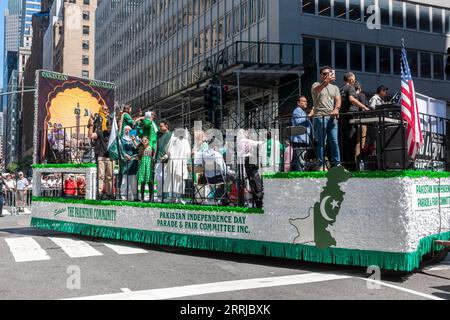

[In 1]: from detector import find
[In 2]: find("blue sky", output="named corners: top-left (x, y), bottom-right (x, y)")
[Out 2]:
top-left (0, 0), bottom-right (7, 88)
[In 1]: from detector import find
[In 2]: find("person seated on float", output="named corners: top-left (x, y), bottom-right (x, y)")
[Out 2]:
top-left (47, 123), bottom-right (65, 163)
top-left (194, 138), bottom-right (235, 205)
top-left (64, 174), bottom-right (78, 196)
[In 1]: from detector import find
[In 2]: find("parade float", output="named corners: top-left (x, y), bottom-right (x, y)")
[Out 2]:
top-left (30, 71), bottom-right (450, 273)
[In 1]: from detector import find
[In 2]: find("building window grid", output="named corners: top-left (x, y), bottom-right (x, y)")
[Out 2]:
top-left (301, 0), bottom-right (449, 35)
top-left (99, 0), bottom-right (265, 102)
top-left (310, 36), bottom-right (447, 81)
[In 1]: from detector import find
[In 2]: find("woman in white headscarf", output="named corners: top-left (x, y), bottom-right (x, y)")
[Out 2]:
top-left (120, 126), bottom-right (139, 201)
top-left (164, 128), bottom-right (191, 203)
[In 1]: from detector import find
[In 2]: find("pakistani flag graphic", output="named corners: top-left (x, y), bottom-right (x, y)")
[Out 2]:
top-left (290, 166), bottom-right (352, 249)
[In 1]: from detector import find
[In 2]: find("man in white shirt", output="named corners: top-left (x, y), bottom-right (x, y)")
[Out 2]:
top-left (16, 172), bottom-right (29, 212)
top-left (369, 85), bottom-right (389, 109)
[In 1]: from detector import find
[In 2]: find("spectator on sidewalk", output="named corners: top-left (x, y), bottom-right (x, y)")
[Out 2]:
top-left (16, 172), bottom-right (29, 213)
top-left (0, 175), bottom-right (6, 217)
top-left (4, 174), bottom-right (16, 206)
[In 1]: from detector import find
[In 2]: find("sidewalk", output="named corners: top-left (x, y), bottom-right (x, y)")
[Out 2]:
top-left (1, 207), bottom-right (31, 216)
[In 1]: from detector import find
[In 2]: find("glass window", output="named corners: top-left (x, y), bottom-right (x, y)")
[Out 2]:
top-left (379, 47), bottom-right (391, 74)
top-left (446, 10), bottom-right (450, 34)
top-left (432, 8), bottom-right (443, 34)
top-left (379, 0), bottom-right (390, 26)
top-left (303, 37), bottom-right (316, 66)
top-left (334, 0), bottom-right (346, 19)
top-left (365, 45), bottom-right (377, 73)
top-left (319, 39), bottom-right (332, 67)
top-left (392, 1), bottom-right (403, 28)
top-left (318, 0), bottom-right (331, 16)
top-left (364, 0), bottom-right (375, 23)
top-left (420, 53), bottom-right (431, 78)
top-left (407, 51), bottom-right (418, 77)
top-left (302, 0), bottom-right (315, 14)
top-left (433, 54), bottom-right (444, 80)
top-left (335, 41), bottom-right (347, 70)
top-left (349, 0), bottom-right (361, 21)
top-left (406, 3), bottom-right (417, 30)
top-left (350, 43), bottom-right (362, 71)
top-left (419, 6), bottom-right (430, 32)
top-left (393, 49), bottom-right (401, 75)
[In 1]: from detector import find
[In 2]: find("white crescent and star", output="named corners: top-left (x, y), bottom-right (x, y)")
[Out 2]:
top-left (319, 196), bottom-right (340, 222)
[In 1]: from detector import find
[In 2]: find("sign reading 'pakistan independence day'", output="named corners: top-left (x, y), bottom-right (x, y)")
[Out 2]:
top-left (413, 182), bottom-right (450, 210)
top-left (157, 212), bottom-right (251, 234)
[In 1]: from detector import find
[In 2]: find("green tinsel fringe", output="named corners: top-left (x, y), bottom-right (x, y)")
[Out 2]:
top-left (30, 217), bottom-right (450, 272)
top-left (32, 197), bottom-right (264, 214)
top-left (264, 170), bottom-right (450, 180)
top-left (32, 163), bottom-right (97, 169)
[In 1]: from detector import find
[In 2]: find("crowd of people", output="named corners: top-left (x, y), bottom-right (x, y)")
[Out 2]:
top-left (83, 103), bottom-right (265, 207)
top-left (38, 67), bottom-right (394, 208)
top-left (288, 66), bottom-right (392, 172)
top-left (0, 172), bottom-right (32, 217)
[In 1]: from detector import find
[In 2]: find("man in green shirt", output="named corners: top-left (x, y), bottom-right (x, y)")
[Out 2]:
top-left (138, 111), bottom-right (158, 151)
top-left (155, 121), bottom-right (173, 200)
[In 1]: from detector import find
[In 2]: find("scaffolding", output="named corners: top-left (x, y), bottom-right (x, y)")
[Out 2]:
top-left (144, 41), bottom-right (305, 133)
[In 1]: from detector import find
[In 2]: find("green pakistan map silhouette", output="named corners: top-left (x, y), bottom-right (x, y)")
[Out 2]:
top-left (290, 166), bottom-right (352, 249)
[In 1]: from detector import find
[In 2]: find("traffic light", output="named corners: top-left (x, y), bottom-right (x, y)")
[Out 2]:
top-left (446, 47), bottom-right (450, 76)
top-left (204, 108), bottom-right (214, 123)
top-left (221, 84), bottom-right (229, 106)
top-left (204, 85), bottom-right (213, 109)
top-left (210, 85), bottom-right (220, 106)
top-left (204, 84), bottom-right (215, 124)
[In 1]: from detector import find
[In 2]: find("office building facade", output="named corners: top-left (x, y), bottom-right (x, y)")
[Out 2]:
top-left (21, 0), bottom-right (42, 48)
top-left (50, 0), bottom-right (98, 78)
top-left (95, 0), bottom-right (450, 124)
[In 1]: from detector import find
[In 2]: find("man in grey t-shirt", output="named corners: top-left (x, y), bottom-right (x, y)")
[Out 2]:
top-left (311, 66), bottom-right (342, 170)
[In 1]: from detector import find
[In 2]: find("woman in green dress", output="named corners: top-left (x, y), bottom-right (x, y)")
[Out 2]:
top-left (119, 104), bottom-right (137, 137)
top-left (137, 136), bottom-right (155, 202)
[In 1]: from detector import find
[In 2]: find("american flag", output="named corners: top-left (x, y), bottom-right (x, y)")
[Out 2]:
top-left (401, 42), bottom-right (423, 159)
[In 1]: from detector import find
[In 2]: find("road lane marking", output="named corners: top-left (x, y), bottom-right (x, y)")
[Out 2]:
top-left (121, 288), bottom-right (132, 293)
top-left (5, 237), bottom-right (51, 262)
top-left (67, 272), bottom-right (353, 300)
top-left (102, 243), bottom-right (147, 255)
top-left (48, 237), bottom-right (103, 258)
top-left (423, 262), bottom-right (450, 272)
top-left (361, 279), bottom-right (444, 300)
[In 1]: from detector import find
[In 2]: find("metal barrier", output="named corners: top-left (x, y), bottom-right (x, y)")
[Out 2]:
top-left (44, 125), bottom-right (95, 164)
top-left (3, 189), bottom-right (32, 215)
top-left (34, 109), bottom-right (449, 209)
top-left (95, 154), bottom-right (261, 208)
top-left (279, 109), bottom-right (449, 172)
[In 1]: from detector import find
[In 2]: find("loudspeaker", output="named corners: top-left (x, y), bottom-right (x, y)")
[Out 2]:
top-left (383, 125), bottom-right (411, 170)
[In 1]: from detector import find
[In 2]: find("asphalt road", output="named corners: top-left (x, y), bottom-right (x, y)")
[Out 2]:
top-left (0, 215), bottom-right (449, 300)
